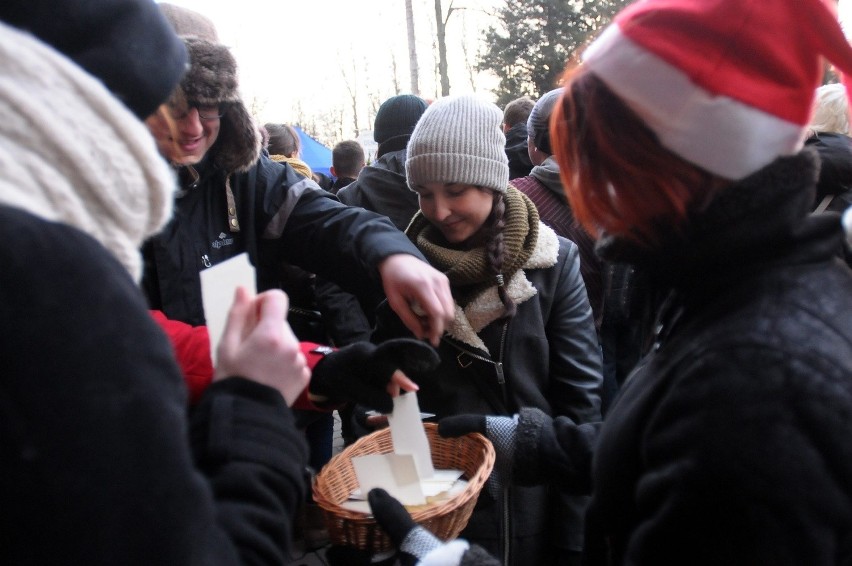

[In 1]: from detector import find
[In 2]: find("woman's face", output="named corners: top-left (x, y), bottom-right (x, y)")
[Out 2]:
top-left (415, 182), bottom-right (494, 245)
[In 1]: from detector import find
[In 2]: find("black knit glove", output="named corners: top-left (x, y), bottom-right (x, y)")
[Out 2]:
top-left (309, 339), bottom-right (439, 413)
top-left (439, 414), bottom-right (518, 497)
top-left (368, 488), bottom-right (504, 566)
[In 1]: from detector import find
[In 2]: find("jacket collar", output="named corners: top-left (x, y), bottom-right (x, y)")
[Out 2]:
top-left (597, 149), bottom-right (842, 291)
top-left (448, 222), bottom-right (560, 352)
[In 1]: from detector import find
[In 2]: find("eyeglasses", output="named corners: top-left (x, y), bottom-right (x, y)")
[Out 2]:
top-left (167, 102), bottom-right (224, 121)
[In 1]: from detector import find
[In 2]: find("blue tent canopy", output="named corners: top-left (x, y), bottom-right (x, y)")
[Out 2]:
top-left (294, 125), bottom-right (332, 178)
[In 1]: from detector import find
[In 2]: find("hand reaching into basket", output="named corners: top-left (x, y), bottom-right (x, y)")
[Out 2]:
top-left (440, 408), bottom-right (600, 495)
top-left (309, 338), bottom-right (440, 413)
top-left (439, 414), bottom-right (518, 498)
top-left (366, 488), bottom-right (500, 566)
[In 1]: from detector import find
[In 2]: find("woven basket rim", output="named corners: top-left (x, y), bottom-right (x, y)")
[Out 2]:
top-left (313, 422), bottom-right (495, 525)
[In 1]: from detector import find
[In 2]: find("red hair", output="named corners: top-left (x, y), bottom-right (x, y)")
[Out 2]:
top-left (550, 68), bottom-right (719, 248)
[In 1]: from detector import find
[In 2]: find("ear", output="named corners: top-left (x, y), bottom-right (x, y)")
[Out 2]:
top-left (527, 136), bottom-right (547, 166)
top-left (330, 166), bottom-right (337, 178)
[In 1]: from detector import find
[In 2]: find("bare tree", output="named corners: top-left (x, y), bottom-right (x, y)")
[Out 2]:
top-left (434, 0), bottom-right (455, 97)
top-left (405, 0), bottom-right (420, 95)
top-left (340, 51), bottom-right (361, 137)
top-left (460, 16), bottom-right (478, 92)
top-left (391, 52), bottom-right (401, 95)
top-left (247, 94), bottom-right (267, 122)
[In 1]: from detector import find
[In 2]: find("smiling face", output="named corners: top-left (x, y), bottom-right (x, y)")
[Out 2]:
top-left (145, 103), bottom-right (221, 166)
top-left (414, 182), bottom-right (495, 246)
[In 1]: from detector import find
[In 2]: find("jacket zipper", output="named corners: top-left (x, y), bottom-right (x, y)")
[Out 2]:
top-left (444, 322), bottom-right (512, 563)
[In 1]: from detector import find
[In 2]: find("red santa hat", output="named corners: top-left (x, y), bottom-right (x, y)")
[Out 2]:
top-left (582, 0), bottom-right (852, 180)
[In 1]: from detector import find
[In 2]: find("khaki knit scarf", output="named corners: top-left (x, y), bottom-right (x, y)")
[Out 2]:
top-left (270, 154), bottom-right (314, 179)
top-left (406, 186), bottom-right (540, 306)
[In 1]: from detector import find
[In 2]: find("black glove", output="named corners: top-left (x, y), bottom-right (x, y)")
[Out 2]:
top-left (309, 338), bottom-right (439, 413)
top-left (439, 414), bottom-right (518, 497)
top-left (368, 488), bottom-right (460, 566)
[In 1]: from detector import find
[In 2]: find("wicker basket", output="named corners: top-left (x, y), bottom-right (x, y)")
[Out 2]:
top-left (313, 422), bottom-right (495, 553)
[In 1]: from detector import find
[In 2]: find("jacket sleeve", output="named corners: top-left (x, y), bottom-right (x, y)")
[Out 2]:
top-left (541, 238), bottom-right (604, 553)
top-left (149, 309), bottom-right (213, 405)
top-left (1, 214), bottom-right (308, 565)
top-left (546, 238), bottom-right (604, 424)
top-left (514, 407), bottom-right (599, 494)
top-left (254, 159), bottom-right (428, 303)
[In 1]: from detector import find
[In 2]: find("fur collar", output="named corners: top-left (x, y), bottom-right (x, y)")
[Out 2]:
top-left (447, 222), bottom-right (560, 352)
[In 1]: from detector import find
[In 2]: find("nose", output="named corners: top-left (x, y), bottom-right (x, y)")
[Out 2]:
top-left (432, 194), bottom-right (452, 222)
top-left (177, 107), bottom-right (203, 137)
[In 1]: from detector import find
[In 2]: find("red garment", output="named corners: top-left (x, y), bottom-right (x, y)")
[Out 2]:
top-left (150, 310), bottom-right (329, 408)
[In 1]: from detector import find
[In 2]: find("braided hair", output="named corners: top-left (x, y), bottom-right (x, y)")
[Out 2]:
top-left (485, 191), bottom-right (516, 319)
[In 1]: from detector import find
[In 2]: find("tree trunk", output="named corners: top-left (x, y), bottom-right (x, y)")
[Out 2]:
top-left (405, 0), bottom-right (420, 95)
top-left (434, 0), bottom-right (450, 97)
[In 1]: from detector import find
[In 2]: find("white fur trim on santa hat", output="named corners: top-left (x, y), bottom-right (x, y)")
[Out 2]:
top-left (584, 24), bottom-right (807, 181)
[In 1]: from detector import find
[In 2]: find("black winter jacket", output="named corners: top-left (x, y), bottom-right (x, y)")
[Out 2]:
top-left (318, 149), bottom-right (421, 345)
top-left (336, 149), bottom-right (419, 231)
top-left (142, 152), bottom-right (426, 326)
top-left (515, 151), bottom-right (852, 565)
top-left (1, 206), bottom-right (309, 565)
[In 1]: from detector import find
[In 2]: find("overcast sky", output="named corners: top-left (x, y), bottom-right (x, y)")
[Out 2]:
top-left (160, 1), bottom-right (852, 142)
top-left (158, 0), bottom-right (501, 136)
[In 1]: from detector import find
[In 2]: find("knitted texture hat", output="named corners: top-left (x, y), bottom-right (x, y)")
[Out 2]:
top-left (527, 88), bottom-right (563, 156)
top-left (374, 94), bottom-right (428, 144)
top-left (0, 21), bottom-right (176, 282)
top-left (582, 0), bottom-right (852, 181)
top-left (406, 95), bottom-right (509, 193)
top-left (158, 2), bottom-right (219, 42)
top-left (0, 0), bottom-right (187, 120)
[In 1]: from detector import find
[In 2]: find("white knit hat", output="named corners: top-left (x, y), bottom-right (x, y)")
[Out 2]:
top-left (583, 0), bottom-right (852, 181)
top-left (406, 95), bottom-right (509, 193)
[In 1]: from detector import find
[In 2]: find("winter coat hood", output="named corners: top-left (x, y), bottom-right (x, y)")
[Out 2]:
top-left (529, 156), bottom-right (565, 199)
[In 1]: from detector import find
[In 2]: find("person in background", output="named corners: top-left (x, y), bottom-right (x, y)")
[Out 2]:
top-left (312, 170), bottom-right (334, 191)
top-left (367, 95), bottom-right (602, 566)
top-left (337, 94), bottom-right (429, 230)
top-left (323, 94), bottom-right (431, 349)
top-left (355, 1), bottom-right (852, 565)
top-left (330, 139), bottom-right (365, 194)
top-left (806, 83), bottom-right (852, 214)
top-left (0, 0), bottom-right (312, 563)
top-left (322, 95), bottom-right (432, 446)
top-left (144, 7), bottom-right (454, 348)
top-left (512, 89), bottom-right (632, 415)
top-left (502, 95), bottom-right (534, 180)
top-left (511, 88), bottom-right (603, 328)
top-left (265, 122), bottom-right (314, 179)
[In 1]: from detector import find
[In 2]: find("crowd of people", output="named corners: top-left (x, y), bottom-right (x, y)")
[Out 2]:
top-left (2, 0), bottom-right (851, 565)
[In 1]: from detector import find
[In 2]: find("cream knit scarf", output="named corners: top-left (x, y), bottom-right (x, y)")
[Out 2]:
top-left (407, 187), bottom-right (560, 352)
top-left (0, 22), bottom-right (176, 282)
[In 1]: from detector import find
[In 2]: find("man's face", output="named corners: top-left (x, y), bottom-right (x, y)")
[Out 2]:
top-left (146, 102), bottom-right (221, 165)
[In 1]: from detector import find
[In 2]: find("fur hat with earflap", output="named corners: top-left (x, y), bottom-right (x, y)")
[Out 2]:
top-left (170, 37), bottom-right (261, 174)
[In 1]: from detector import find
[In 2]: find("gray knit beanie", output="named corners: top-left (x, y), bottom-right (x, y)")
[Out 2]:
top-left (406, 95), bottom-right (509, 193)
top-left (527, 88), bottom-right (563, 156)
